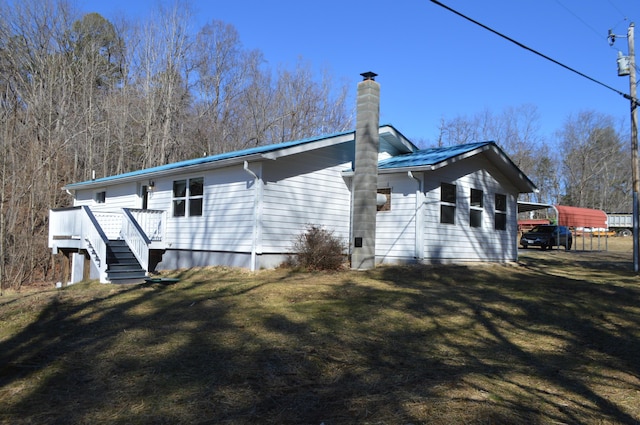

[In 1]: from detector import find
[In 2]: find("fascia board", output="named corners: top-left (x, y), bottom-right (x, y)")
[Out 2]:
top-left (261, 133), bottom-right (354, 160)
top-left (63, 153), bottom-right (265, 190)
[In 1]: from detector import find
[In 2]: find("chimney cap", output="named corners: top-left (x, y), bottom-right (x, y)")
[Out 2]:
top-left (360, 71), bottom-right (377, 81)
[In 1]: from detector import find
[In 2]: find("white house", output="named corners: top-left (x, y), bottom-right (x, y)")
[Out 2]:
top-left (48, 75), bottom-right (537, 283)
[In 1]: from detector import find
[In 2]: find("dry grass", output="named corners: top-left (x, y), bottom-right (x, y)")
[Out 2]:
top-left (1, 239), bottom-right (639, 424)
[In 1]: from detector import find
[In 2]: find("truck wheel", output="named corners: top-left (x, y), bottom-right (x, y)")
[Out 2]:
top-left (619, 229), bottom-right (632, 237)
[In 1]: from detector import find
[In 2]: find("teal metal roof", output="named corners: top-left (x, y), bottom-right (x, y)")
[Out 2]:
top-left (378, 141), bottom-right (492, 170)
top-left (65, 129), bottom-right (355, 189)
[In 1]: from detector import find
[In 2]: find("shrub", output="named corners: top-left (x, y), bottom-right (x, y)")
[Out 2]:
top-left (288, 225), bottom-right (346, 271)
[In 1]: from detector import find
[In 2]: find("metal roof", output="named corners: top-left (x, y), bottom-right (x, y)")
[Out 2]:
top-left (516, 203), bottom-right (608, 228)
top-left (64, 129), bottom-right (355, 190)
top-left (378, 141), bottom-right (492, 170)
top-left (64, 124), bottom-right (419, 190)
top-left (377, 141), bottom-right (537, 193)
top-left (555, 205), bottom-right (608, 228)
top-left (63, 128), bottom-right (536, 194)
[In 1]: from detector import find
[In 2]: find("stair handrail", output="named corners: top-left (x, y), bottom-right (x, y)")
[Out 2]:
top-left (81, 206), bottom-right (109, 283)
top-left (121, 208), bottom-right (151, 272)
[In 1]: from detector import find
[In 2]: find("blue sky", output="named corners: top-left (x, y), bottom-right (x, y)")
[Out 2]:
top-left (80, 0), bottom-right (638, 145)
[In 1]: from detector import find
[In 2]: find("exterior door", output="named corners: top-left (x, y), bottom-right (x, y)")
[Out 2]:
top-left (140, 185), bottom-right (149, 210)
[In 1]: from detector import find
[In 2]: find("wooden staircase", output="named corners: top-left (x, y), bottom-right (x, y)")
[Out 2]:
top-left (106, 240), bottom-right (146, 284)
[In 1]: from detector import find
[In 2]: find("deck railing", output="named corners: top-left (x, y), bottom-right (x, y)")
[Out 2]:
top-left (48, 206), bottom-right (82, 248)
top-left (92, 211), bottom-right (123, 240)
top-left (121, 209), bottom-right (152, 272)
top-left (81, 206), bottom-right (109, 283)
top-left (49, 206), bottom-right (166, 279)
top-left (127, 209), bottom-right (165, 242)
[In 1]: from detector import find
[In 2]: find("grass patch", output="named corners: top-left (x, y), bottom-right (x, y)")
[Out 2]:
top-left (1, 250), bottom-right (640, 424)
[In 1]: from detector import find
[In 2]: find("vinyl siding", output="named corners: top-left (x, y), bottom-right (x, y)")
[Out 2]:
top-left (422, 156), bottom-right (519, 262)
top-left (157, 166), bottom-right (256, 252)
top-left (261, 144), bottom-right (353, 253)
top-left (375, 174), bottom-right (419, 262)
top-left (73, 182), bottom-right (140, 211)
top-left (64, 140), bottom-right (525, 268)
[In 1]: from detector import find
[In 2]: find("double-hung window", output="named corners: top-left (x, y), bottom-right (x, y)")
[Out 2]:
top-left (470, 188), bottom-right (483, 228)
top-left (495, 193), bottom-right (507, 230)
top-left (440, 183), bottom-right (456, 224)
top-left (173, 177), bottom-right (204, 217)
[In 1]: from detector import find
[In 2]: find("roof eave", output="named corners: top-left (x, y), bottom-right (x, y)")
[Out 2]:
top-left (262, 132), bottom-right (355, 159)
top-left (378, 124), bottom-right (419, 153)
top-left (483, 144), bottom-right (538, 193)
top-left (63, 152), bottom-right (266, 190)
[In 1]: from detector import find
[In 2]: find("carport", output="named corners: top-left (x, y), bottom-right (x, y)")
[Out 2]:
top-left (517, 202), bottom-right (609, 251)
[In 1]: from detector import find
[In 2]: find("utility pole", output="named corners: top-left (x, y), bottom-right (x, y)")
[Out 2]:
top-left (629, 23), bottom-right (639, 273)
top-left (611, 23), bottom-right (639, 272)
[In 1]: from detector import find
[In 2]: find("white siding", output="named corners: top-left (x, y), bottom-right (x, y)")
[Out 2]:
top-left (375, 174), bottom-right (419, 262)
top-left (73, 182), bottom-right (139, 211)
top-left (155, 166), bottom-right (256, 252)
top-left (261, 144), bottom-right (353, 253)
top-left (422, 156), bottom-right (519, 263)
top-left (64, 139), bottom-right (525, 269)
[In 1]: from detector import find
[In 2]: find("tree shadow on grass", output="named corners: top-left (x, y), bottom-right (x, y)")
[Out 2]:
top-left (371, 263), bottom-right (640, 424)
top-left (0, 262), bottom-right (638, 424)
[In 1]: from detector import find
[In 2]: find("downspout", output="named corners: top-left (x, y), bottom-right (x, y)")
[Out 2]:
top-left (408, 171), bottom-right (424, 261)
top-left (243, 161), bottom-right (261, 271)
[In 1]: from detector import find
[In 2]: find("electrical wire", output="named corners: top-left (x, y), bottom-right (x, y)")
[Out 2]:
top-left (606, 0), bottom-right (628, 21)
top-left (554, 0), bottom-right (605, 42)
top-left (429, 0), bottom-right (636, 104)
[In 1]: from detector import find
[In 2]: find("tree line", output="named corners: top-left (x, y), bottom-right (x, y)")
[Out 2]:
top-left (0, 0), bottom-right (351, 289)
top-left (434, 107), bottom-right (630, 214)
top-left (0, 0), bottom-right (631, 289)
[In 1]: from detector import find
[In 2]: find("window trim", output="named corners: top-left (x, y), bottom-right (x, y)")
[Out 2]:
top-left (494, 193), bottom-right (507, 231)
top-left (173, 177), bottom-right (204, 217)
top-left (440, 182), bottom-right (456, 225)
top-left (470, 188), bottom-right (483, 228)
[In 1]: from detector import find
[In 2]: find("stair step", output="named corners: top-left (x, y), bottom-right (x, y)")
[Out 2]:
top-left (107, 270), bottom-right (146, 279)
top-left (107, 255), bottom-right (138, 264)
top-left (105, 239), bottom-right (145, 284)
top-left (108, 263), bottom-right (143, 271)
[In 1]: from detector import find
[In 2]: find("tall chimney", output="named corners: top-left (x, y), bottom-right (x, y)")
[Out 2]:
top-left (351, 72), bottom-right (380, 270)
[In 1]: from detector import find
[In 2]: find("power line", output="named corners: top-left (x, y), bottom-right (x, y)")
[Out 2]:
top-left (555, 0), bottom-right (605, 41)
top-left (606, 0), bottom-right (628, 22)
top-left (429, 0), bottom-right (635, 103)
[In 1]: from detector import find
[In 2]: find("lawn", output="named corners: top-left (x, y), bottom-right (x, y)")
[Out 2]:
top-left (1, 241), bottom-right (639, 424)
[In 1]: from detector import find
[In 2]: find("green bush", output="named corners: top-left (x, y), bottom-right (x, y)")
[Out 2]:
top-left (288, 224), bottom-right (346, 271)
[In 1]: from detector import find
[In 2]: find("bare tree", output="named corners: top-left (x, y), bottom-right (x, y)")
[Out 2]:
top-left (434, 105), bottom-right (557, 203)
top-left (558, 111), bottom-right (628, 211)
top-left (0, 0), bottom-right (353, 289)
top-left (238, 60), bottom-right (351, 147)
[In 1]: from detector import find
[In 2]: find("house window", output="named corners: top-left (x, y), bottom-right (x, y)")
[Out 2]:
top-left (377, 188), bottom-right (391, 212)
top-left (173, 177), bottom-right (204, 217)
top-left (495, 193), bottom-right (507, 230)
top-left (470, 188), bottom-right (483, 228)
top-left (440, 182), bottom-right (456, 224)
top-left (95, 191), bottom-right (106, 204)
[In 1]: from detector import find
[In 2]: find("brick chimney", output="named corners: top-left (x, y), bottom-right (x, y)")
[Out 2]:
top-left (351, 72), bottom-right (380, 270)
